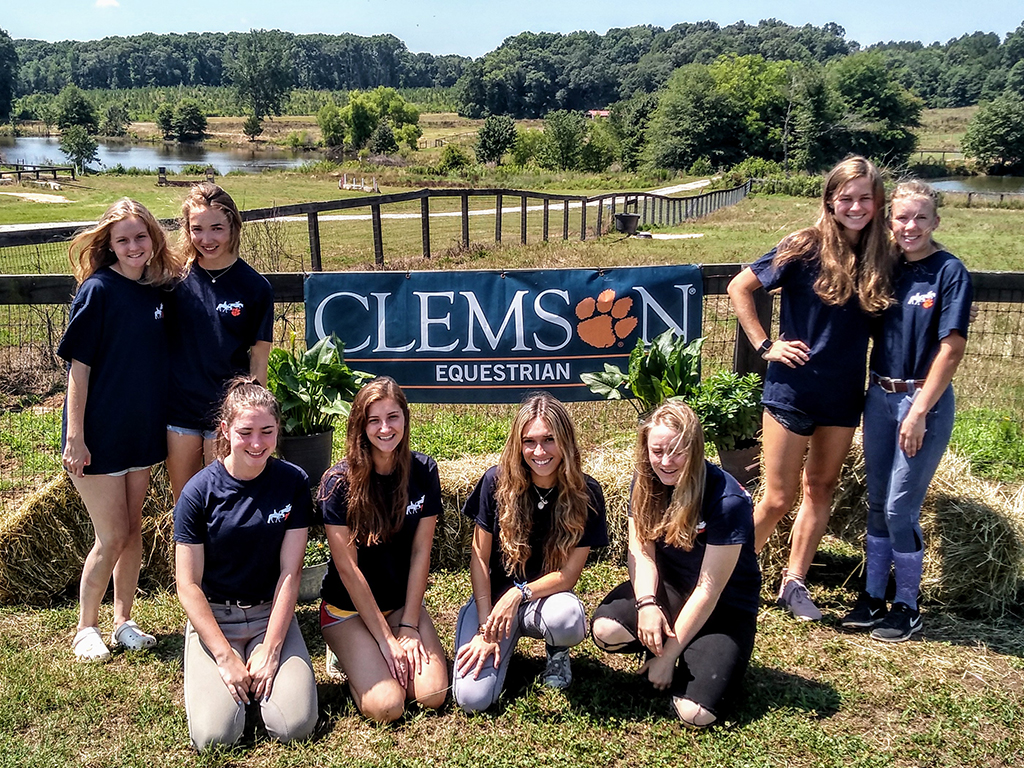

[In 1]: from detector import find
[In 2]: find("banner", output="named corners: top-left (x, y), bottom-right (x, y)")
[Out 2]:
top-left (305, 265), bottom-right (702, 403)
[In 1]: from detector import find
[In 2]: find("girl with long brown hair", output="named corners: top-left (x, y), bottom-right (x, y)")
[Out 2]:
top-left (60, 199), bottom-right (182, 662)
top-left (318, 377), bottom-right (448, 722)
top-left (592, 401), bottom-right (760, 728)
top-left (727, 155), bottom-right (893, 621)
top-left (453, 392), bottom-right (608, 711)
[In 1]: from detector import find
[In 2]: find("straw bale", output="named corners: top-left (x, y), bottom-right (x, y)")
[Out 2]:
top-left (757, 438), bottom-right (1024, 614)
top-left (0, 467), bottom-right (175, 606)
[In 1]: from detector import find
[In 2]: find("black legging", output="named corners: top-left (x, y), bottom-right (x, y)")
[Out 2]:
top-left (592, 580), bottom-right (756, 716)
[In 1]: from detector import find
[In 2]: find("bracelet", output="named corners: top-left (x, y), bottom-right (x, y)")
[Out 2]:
top-left (514, 579), bottom-right (533, 601)
top-left (635, 596), bottom-right (660, 611)
top-left (398, 623), bottom-right (419, 633)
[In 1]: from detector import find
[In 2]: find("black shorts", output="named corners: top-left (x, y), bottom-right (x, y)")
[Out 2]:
top-left (765, 404), bottom-right (817, 436)
top-left (592, 580), bottom-right (757, 715)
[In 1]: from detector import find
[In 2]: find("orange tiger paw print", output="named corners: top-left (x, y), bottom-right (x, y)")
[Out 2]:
top-left (576, 289), bottom-right (638, 348)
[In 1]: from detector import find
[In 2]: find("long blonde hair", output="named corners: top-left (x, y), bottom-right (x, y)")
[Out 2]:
top-left (68, 198), bottom-right (182, 286)
top-left (774, 155), bottom-right (893, 314)
top-left (496, 393), bottom-right (590, 577)
top-left (178, 182), bottom-right (243, 269)
top-left (319, 377), bottom-right (411, 547)
top-left (631, 400), bottom-right (706, 550)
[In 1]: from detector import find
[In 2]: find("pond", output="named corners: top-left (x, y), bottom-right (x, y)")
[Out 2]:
top-left (930, 176), bottom-right (1024, 194)
top-left (0, 136), bottom-right (324, 174)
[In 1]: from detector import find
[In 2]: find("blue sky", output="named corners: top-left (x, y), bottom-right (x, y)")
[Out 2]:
top-left (3, 1), bottom-right (1021, 57)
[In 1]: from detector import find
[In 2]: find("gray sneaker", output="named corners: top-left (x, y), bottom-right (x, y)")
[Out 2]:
top-left (777, 579), bottom-right (822, 621)
top-left (325, 647), bottom-right (346, 680)
top-left (542, 646), bottom-right (572, 689)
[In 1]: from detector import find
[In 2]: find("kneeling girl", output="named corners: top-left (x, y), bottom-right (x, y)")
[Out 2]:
top-left (319, 376), bottom-right (448, 722)
top-left (592, 401), bottom-right (760, 727)
top-left (454, 392), bottom-right (608, 711)
top-left (173, 379), bottom-right (317, 750)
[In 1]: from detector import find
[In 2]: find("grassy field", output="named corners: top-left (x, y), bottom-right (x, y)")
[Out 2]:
top-left (1, 560), bottom-right (1021, 768)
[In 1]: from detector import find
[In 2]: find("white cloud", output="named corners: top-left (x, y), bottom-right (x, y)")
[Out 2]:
top-left (95, 0), bottom-right (120, 8)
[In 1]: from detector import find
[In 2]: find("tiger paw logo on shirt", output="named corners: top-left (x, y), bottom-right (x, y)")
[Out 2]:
top-left (216, 300), bottom-right (244, 317)
top-left (575, 289), bottom-right (638, 348)
top-left (907, 290), bottom-right (936, 310)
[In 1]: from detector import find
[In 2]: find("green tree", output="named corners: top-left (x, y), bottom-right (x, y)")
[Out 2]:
top-left (436, 143), bottom-right (473, 175)
top-left (539, 110), bottom-right (588, 170)
top-left (316, 103), bottom-right (346, 147)
top-left (368, 119), bottom-right (398, 154)
top-left (610, 92), bottom-right (659, 171)
top-left (226, 29), bottom-right (293, 120)
top-left (509, 127), bottom-right (545, 166)
top-left (154, 103), bottom-right (175, 139)
top-left (0, 28), bottom-right (17, 123)
top-left (340, 87), bottom-right (421, 149)
top-left (475, 114), bottom-right (517, 164)
top-left (242, 114), bottom-right (263, 142)
top-left (962, 94), bottom-right (1024, 171)
top-left (58, 125), bottom-right (98, 173)
top-left (644, 64), bottom-right (745, 171)
top-left (98, 102), bottom-right (130, 136)
top-left (173, 98), bottom-right (207, 142)
top-left (54, 85), bottom-right (98, 133)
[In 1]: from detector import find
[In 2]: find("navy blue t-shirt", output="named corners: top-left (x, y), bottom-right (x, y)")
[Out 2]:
top-left (463, 466), bottom-right (609, 602)
top-left (636, 462), bottom-right (761, 615)
top-left (870, 250), bottom-right (972, 380)
top-left (319, 452), bottom-right (442, 612)
top-left (166, 260), bottom-right (274, 430)
top-left (751, 248), bottom-right (872, 426)
top-left (57, 267), bottom-right (169, 474)
top-left (173, 457), bottom-right (312, 604)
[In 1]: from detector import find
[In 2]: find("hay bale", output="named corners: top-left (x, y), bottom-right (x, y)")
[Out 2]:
top-left (0, 465), bottom-right (175, 606)
top-left (756, 437), bottom-right (1024, 615)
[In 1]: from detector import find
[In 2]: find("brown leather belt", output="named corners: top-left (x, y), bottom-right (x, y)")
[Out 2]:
top-left (870, 372), bottom-right (926, 394)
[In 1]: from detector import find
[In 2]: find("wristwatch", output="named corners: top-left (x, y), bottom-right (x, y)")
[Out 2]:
top-left (516, 580), bottom-right (532, 601)
top-left (758, 338), bottom-right (773, 358)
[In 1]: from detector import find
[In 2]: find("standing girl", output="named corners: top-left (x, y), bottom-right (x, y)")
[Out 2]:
top-left (841, 181), bottom-right (971, 641)
top-left (318, 377), bottom-right (448, 723)
top-left (174, 379), bottom-right (317, 750)
top-left (166, 183), bottom-right (274, 501)
top-left (592, 401), bottom-right (760, 728)
top-left (60, 199), bottom-right (182, 662)
top-left (727, 155), bottom-right (893, 620)
top-left (453, 392), bottom-right (608, 712)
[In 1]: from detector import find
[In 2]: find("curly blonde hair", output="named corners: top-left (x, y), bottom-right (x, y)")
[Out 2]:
top-left (631, 400), bottom-right (707, 551)
top-left (68, 198), bottom-right (182, 286)
top-left (774, 155), bottom-right (893, 314)
top-left (495, 393), bottom-right (590, 578)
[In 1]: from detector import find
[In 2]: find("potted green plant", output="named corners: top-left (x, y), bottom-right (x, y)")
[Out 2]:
top-left (299, 537), bottom-right (331, 602)
top-left (267, 332), bottom-right (372, 485)
top-left (688, 369), bottom-right (763, 485)
top-left (581, 329), bottom-right (704, 415)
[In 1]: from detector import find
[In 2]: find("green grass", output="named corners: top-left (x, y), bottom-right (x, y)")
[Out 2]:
top-left (950, 408), bottom-right (1024, 484)
top-left (0, 564), bottom-right (1021, 767)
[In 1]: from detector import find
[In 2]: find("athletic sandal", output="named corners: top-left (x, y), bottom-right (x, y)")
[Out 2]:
top-left (111, 620), bottom-right (156, 651)
top-left (73, 626), bottom-right (111, 663)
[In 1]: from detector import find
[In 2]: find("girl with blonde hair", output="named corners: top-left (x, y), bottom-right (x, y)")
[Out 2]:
top-left (453, 392), bottom-right (608, 711)
top-left (840, 180), bottom-right (971, 641)
top-left (165, 183), bottom-right (274, 501)
top-left (60, 198), bottom-right (182, 662)
top-left (592, 400), bottom-right (760, 728)
top-left (174, 378), bottom-right (317, 750)
top-left (728, 155), bottom-right (894, 621)
top-left (318, 376), bottom-right (448, 722)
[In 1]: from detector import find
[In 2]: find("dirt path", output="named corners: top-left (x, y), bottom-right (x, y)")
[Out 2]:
top-left (0, 191), bottom-right (72, 203)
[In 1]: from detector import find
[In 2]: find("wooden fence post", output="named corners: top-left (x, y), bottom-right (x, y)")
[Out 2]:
top-left (495, 193), bottom-right (503, 243)
top-left (520, 195), bottom-right (528, 244)
top-left (543, 199), bottom-right (550, 242)
top-left (563, 200), bottom-right (569, 240)
top-left (306, 212), bottom-right (322, 272)
top-left (371, 203), bottom-right (384, 267)
top-left (597, 198), bottom-right (604, 237)
top-left (580, 198), bottom-right (587, 241)
top-left (421, 196), bottom-right (431, 259)
top-left (461, 192), bottom-right (470, 247)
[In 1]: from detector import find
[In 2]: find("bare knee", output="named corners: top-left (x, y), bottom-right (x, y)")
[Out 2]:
top-left (412, 686), bottom-right (447, 712)
top-left (358, 682), bottom-right (406, 723)
top-left (592, 617), bottom-right (634, 651)
top-left (802, 471), bottom-right (840, 506)
top-left (672, 696), bottom-right (717, 728)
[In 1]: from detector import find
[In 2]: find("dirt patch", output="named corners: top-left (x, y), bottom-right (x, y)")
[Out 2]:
top-left (0, 191), bottom-right (72, 204)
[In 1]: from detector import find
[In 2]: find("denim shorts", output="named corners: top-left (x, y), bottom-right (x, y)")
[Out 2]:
top-left (167, 424), bottom-right (219, 441)
top-left (764, 404), bottom-right (816, 437)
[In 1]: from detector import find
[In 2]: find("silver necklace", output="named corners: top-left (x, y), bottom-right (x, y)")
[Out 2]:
top-left (197, 259), bottom-right (238, 284)
top-left (534, 485), bottom-right (556, 510)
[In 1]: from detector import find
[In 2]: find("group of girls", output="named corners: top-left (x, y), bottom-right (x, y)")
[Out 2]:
top-left (729, 156), bottom-right (971, 642)
top-left (59, 152), bottom-right (969, 751)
